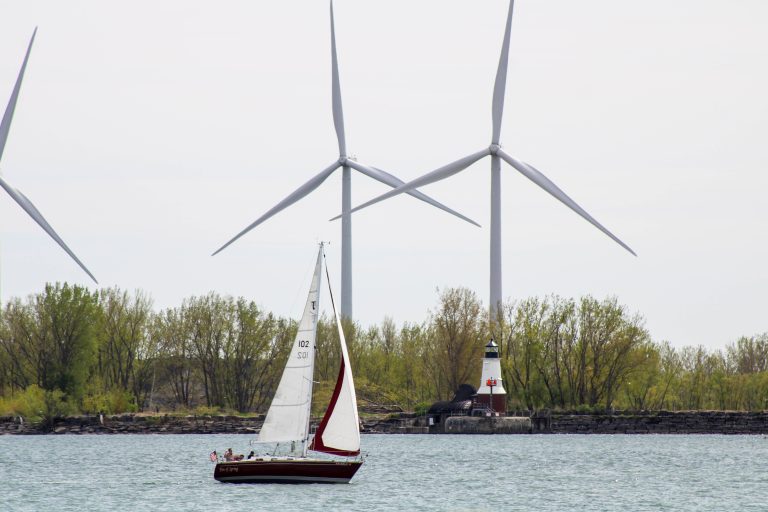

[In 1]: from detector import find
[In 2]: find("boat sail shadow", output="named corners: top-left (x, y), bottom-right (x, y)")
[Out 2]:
top-left (213, 244), bottom-right (363, 484)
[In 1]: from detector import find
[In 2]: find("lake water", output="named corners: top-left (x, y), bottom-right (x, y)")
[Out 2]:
top-left (0, 434), bottom-right (766, 511)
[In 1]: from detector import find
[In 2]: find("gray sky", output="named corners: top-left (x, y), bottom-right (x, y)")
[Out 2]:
top-left (1, 0), bottom-right (766, 350)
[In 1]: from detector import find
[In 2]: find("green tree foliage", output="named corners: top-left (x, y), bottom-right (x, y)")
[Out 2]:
top-left (155, 307), bottom-right (193, 408)
top-left (727, 334), bottom-right (768, 374)
top-left (494, 295), bottom-right (651, 410)
top-left (0, 284), bottom-right (99, 402)
top-left (220, 299), bottom-right (289, 412)
top-left (97, 288), bottom-right (155, 406)
top-left (165, 293), bottom-right (289, 411)
top-left (1, 283), bottom-right (767, 416)
top-left (429, 287), bottom-right (485, 399)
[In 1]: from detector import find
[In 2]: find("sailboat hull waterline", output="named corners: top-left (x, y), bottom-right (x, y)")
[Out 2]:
top-left (214, 458), bottom-right (362, 484)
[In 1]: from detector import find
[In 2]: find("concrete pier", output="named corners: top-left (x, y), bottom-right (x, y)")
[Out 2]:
top-left (443, 416), bottom-right (531, 434)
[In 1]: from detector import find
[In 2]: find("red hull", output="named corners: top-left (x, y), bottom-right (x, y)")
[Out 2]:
top-left (214, 458), bottom-right (363, 484)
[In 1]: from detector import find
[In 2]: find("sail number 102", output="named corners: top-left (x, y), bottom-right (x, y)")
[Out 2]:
top-left (297, 339), bottom-right (310, 359)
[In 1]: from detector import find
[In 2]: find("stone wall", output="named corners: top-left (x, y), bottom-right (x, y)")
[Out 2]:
top-left (444, 416), bottom-right (531, 434)
top-left (0, 414), bottom-right (264, 435)
top-left (3, 411), bottom-right (768, 435)
top-left (535, 411), bottom-right (768, 434)
top-left (361, 411), bottom-right (768, 435)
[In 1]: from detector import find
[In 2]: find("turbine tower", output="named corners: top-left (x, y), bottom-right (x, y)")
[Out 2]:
top-left (213, 1), bottom-right (477, 319)
top-left (0, 29), bottom-right (97, 285)
top-left (339, 0), bottom-right (635, 315)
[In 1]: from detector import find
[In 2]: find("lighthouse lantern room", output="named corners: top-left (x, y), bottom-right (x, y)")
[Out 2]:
top-left (475, 339), bottom-right (507, 414)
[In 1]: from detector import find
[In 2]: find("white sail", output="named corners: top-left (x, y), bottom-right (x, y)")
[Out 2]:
top-left (310, 265), bottom-right (360, 456)
top-left (258, 247), bottom-right (322, 444)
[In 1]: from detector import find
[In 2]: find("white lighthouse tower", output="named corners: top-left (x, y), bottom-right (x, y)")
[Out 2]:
top-left (476, 339), bottom-right (507, 414)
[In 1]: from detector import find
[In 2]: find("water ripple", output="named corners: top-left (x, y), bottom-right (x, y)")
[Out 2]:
top-left (0, 434), bottom-right (766, 511)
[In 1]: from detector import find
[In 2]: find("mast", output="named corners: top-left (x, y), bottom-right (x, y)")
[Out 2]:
top-left (301, 245), bottom-right (324, 456)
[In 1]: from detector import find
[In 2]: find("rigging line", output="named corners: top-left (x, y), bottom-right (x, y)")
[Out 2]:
top-left (321, 244), bottom-right (341, 327)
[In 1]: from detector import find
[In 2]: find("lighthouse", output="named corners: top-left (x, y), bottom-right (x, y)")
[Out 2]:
top-left (475, 340), bottom-right (506, 414)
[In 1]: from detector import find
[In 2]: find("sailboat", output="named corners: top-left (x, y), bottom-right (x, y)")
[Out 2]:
top-left (213, 244), bottom-right (363, 484)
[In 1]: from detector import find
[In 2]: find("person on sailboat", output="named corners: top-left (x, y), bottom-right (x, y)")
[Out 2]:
top-left (224, 448), bottom-right (245, 462)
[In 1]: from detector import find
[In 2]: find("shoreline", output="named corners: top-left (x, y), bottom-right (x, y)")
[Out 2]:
top-left (2, 410), bottom-right (768, 435)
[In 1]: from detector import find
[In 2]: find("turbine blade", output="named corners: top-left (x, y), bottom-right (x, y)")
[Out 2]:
top-left (332, 148), bottom-right (490, 219)
top-left (330, 1), bottom-right (346, 156)
top-left (212, 161), bottom-right (340, 256)
top-left (491, 1), bottom-right (515, 144)
top-left (342, 160), bottom-right (481, 227)
top-left (497, 148), bottom-right (636, 256)
top-left (0, 175), bottom-right (98, 283)
top-left (0, 28), bottom-right (36, 162)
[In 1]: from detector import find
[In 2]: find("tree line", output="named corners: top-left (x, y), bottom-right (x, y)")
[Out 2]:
top-left (0, 283), bottom-right (766, 421)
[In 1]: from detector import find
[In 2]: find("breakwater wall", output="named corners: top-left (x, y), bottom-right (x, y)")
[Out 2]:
top-left (365, 411), bottom-right (768, 435)
top-left (444, 416), bottom-right (531, 434)
top-left (2, 410), bottom-right (768, 435)
top-left (0, 414), bottom-right (265, 435)
top-left (0, 413), bottom-right (405, 435)
top-left (535, 410), bottom-right (768, 434)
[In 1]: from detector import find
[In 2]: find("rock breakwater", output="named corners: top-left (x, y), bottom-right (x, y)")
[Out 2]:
top-left (2, 410), bottom-right (767, 435)
top-left (0, 414), bottom-right (264, 435)
top-left (535, 410), bottom-right (768, 434)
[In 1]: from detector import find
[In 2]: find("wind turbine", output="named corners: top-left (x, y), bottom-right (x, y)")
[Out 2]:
top-left (0, 28), bottom-right (97, 285)
top-left (337, 0), bottom-right (635, 314)
top-left (212, 1), bottom-right (478, 319)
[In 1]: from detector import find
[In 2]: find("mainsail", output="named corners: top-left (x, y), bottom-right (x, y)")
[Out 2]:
top-left (309, 261), bottom-right (361, 456)
top-left (258, 248), bottom-right (322, 445)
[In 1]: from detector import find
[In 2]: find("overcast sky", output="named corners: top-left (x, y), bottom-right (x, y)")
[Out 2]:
top-left (1, 0), bottom-right (766, 350)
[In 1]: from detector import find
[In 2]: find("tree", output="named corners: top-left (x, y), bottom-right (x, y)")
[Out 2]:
top-left (727, 334), bottom-right (768, 374)
top-left (186, 294), bottom-right (230, 408)
top-left (1, 284), bottom-right (99, 401)
top-left (221, 299), bottom-right (285, 412)
top-left (156, 307), bottom-right (194, 408)
top-left (576, 296), bottom-right (649, 408)
top-left (622, 342), bottom-right (661, 410)
top-left (502, 297), bottom-right (546, 410)
top-left (429, 287), bottom-right (485, 398)
top-left (678, 345), bottom-right (710, 409)
top-left (396, 322), bottom-right (428, 409)
top-left (0, 299), bottom-right (36, 391)
top-left (535, 296), bottom-right (577, 409)
top-left (97, 288), bottom-right (156, 407)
